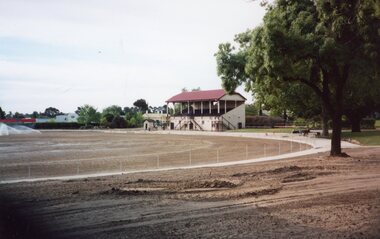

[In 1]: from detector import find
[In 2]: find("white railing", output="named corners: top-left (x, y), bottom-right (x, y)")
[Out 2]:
top-left (0, 141), bottom-right (310, 182)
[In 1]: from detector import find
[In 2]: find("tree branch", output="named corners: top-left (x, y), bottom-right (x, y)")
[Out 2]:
top-left (283, 76), bottom-right (323, 99)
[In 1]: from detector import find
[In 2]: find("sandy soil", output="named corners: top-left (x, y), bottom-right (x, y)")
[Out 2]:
top-left (0, 140), bottom-right (379, 238)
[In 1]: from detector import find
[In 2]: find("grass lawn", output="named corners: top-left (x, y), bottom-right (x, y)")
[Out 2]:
top-left (231, 127), bottom-right (380, 146)
top-left (341, 130), bottom-right (380, 146)
top-left (229, 127), bottom-right (294, 133)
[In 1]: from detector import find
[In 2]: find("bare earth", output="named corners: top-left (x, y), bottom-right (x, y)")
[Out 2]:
top-left (0, 131), bottom-right (306, 182)
top-left (0, 132), bottom-right (379, 238)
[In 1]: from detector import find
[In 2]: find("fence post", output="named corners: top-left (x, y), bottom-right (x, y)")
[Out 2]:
top-left (290, 140), bottom-right (293, 153)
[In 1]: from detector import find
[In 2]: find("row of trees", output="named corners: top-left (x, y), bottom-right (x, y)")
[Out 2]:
top-left (215, 0), bottom-right (380, 156)
top-left (1, 99), bottom-right (167, 129)
top-left (0, 107), bottom-right (64, 119)
top-left (76, 104), bottom-right (145, 128)
top-left (76, 99), bottom-right (166, 128)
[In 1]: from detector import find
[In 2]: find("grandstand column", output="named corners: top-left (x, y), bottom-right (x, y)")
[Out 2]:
top-left (224, 100), bottom-right (227, 114)
top-left (217, 101), bottom-right (220, 114)
top-left (201, 101), bottom-right (203, 114)
top-left (180, 103), bottom-right (182, 114)
top-left (187, 101), bottom-right (190, 114)
top-left (209, 101), bottom-right (211, 114)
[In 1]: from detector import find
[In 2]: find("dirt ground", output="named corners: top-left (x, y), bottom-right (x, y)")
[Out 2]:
top-left (0, 132), bottom-right (379, 238)
top-left (0, 131), bottom-right (306, 181)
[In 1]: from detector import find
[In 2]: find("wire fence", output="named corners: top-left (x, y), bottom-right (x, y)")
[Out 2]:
top-left (0, 140), bottom-right (312, 182)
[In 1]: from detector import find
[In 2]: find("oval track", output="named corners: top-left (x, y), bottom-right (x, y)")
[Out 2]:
top-left (0, 131), bottom-right (310, 183)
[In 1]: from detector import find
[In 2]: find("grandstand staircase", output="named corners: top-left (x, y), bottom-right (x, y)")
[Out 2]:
top-left (221, 116), bottom-right (236, 130)
top-left (173, 116), bottom-right (204, 131)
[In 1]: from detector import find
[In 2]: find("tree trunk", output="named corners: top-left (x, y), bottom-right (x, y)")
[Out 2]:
top-left (350, 116), bottom-right (361, 132)
top-left (330, 112), bottom-right (342, 156)
top-left (321, 105), bottom-right (329, 137)
top-left (283, 109), bottom-right (287, 125)
top-left (330, 75), bottom-right (345, 156)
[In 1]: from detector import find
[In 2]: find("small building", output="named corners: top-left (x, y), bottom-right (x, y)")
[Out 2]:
top-left (35, 118), bottom-right (50, 123)
top-left (166, 89), bottom-right (246, 131)
top-left (55, 113), bottom-right (78, 123)
top-left (143, 113), bottom-right (167, 127)
top-left (143, 119), bottom-right (156, 131)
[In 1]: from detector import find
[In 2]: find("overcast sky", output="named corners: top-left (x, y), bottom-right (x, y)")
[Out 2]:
top-left (0, 0), bottom-right (266, 113)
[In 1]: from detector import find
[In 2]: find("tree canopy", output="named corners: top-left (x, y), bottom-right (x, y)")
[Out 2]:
top-left (215, 0), bottom-right (380, 156)
top-left (77, 105), bottom-right (101, 126)
top-left (133, 99), bottom-right (149, 112)
top-left (102, 105), bottom-right (123, 117)
top-left (44, 107), bottom-right (62, 118)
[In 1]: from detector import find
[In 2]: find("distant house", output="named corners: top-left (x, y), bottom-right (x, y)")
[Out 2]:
top-left (143, 119), bottom-right (156, 131)
top-left (166, 89), bottom-right (246, 131)
top-left (143, 112), bottom-right (167, 128)
top-left (55, 113), bottom-right (78, 123)
top-left (35, 118), bottom-right (50, 123)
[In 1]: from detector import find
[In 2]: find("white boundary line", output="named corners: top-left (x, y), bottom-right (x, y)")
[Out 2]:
top-left (0, 130), bottom-right (360, 184)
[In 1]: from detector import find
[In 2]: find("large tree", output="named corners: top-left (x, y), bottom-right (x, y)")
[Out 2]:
top-left (77, 105), bottom-right (101, 126)
top-left (44, 107), bottom-right (61, 118)
top-left (101, 105), bottom-right (124, 128)
top-left (31, 111), bottom-right (39, 119)
top-left (14, 112), bottom-right (25, 119)
top-left (102, 105), bottom-right (123, 117)
top-left (133, 99), bottom-right (149, 112)
top-left (216, 30), bottom-right (328, 135)
top-left (343, 56), bottom-right (380, 132)
top-left (216, 0), bottom-right (379, 156)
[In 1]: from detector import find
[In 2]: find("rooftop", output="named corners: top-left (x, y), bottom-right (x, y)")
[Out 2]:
top-left (167, 89), bottom-right (243, 103)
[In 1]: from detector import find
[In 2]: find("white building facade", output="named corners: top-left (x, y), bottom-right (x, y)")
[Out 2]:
top-left (55, 113), bottom-right (79, 123)
top-left (166, 89), bottom-right (246, 131)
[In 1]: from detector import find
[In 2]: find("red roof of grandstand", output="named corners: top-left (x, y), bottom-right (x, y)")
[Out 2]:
top-left (166, 89), bottom-right (245, 103)
top-left (166, 89), bottom-right (225, 103)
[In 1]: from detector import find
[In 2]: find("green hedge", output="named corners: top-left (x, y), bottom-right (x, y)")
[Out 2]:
top-left (34, 122), bottom-right (84, 129)
top-left (361, 118), bottom-right (376, 129)
top-left (245, 116), bottom-right (284, 127)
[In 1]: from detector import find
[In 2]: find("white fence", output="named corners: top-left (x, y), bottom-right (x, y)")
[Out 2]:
top-left (0, 141), bottom-right (311, 181)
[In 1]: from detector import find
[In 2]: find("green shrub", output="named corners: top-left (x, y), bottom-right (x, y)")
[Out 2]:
top-left (361, 118), bottom-right (376, 129)
top-left (111, 116), bottom-right (127, 128)
top-left (294, 118), bottom-right (306, 127)
top-left (245, 116), bottom-right (284, 127)
top-left (328, 117), bottom-right (376, 129)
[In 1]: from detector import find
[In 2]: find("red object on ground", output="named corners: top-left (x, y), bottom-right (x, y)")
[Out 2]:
top-left (0, 118), bottom-right (36, 123)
